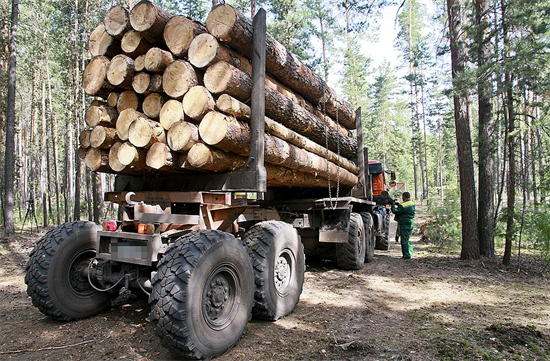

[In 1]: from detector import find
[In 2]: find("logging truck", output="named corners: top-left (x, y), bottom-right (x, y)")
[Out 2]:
top-left (25, 2), bottom-right (395, 360)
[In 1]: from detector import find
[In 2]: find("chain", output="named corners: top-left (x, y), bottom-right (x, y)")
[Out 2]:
top-left (321, 83), bottom-right (341, 210)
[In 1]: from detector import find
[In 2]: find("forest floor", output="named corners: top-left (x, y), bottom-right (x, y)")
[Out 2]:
top-left (1, 207), bottom-right (550, 361)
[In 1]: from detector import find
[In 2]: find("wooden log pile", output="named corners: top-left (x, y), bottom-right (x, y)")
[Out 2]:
top-left (80, 1), bottom-right (359, 189)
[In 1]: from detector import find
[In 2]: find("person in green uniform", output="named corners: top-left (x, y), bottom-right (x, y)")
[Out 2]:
top-left (391, 192), bottom-right (415, 259)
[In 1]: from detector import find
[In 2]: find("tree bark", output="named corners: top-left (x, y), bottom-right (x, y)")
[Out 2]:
top-left (182, 85), bottom-right (215, 121)
top-left (129, 0), bottom-right (172, 44)
top-left (162, 60), bottom-right (199, 100)
top-left (128, 117), bottom-right (166, 148)
top-left (475, 0), bottom-right (495, 258)
top-left (159, 99), bottom-right (185, 130)
top-left (164, 15), bottom-right (206, 57)
top-left (166, 121), bottom-right (198, 152)
top-left (4, 0), bottom-right (18, 235)
top-left (121, 30), bottom-right (152, 57)
top-left (216, 94), bottom-right (358, 174)
top-left (89, 23), bottom-right (121, 57)
top-left (104, 5), bottom-right (132, 39)
top-left (447, 0), bottom-right (479, 259)
top-left (206, 4), bottom-right (356, 130)
top-left (204, 61), bottom-right (357, 159)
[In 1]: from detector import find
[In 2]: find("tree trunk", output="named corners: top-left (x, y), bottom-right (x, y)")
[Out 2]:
top-left (164, 15), bottom-right (206, 57)
top-left (204, 61), bottom-right (357, 159)
top-left (205, 4), bottom-right (356, 130)
top-left (216, 94), bottom-right (358, 174)
top-left (475, 0), bottom-right (495, 258)
top-left (162, 60), bottom-right (199, 100)
top-left (104, 5), bottom-right (132, 39)
top-left (447, 0), bottom-right (479, 259)
top-left (107, 54), bottom-right (135, 89)
top-left (121, 30), bottom-right (152, 57)
top-left (182, 85), bottom-right (215, 121)
top-left (166, 121), bottom-right (198, 152)
top-left (3, 0), bottom-right (18, 236)
top-left (129, 0), bottom-right (172, 44)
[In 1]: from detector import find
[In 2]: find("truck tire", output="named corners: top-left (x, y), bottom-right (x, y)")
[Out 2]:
top-left (25, 221), bottom-right (111, 321)
top-left (149, 230), bottom-right (254, 359)
top-left (361, 213), bottom-right (375, 263)
top-left (243, 221), bottom-right (305, 321)
top-left (336, 213), bottom-right (365, 270)
top-left (375, 213), bottom-right (391, 250)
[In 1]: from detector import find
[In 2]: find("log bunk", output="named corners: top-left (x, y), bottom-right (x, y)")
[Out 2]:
top-left (81, 0), bottom-right (359, 189)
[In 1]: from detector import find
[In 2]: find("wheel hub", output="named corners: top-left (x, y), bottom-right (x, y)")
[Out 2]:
top-left (203, 274), bottom-right (231, 321)
top-left (70, 257), bottom-right (93, 292)
top-left (274, 254), bottom-right (291, 292)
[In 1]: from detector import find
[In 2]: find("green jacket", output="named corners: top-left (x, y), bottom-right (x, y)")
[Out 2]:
top-left (392, 199), bottom-right (415, 229)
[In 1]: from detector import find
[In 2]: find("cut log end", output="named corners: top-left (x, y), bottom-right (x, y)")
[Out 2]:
top-left (107, 54), bottom-right (134, 87)
top-left (104, 5), bottom-right (130, 38)
top-left (203, 61), bottom-right (233, 94)
top-left (89, 23), bottom-right (115, 57)
top-left (130, 1), bottom-right (158, 31)
top-left (188, 33), bottom-right (218, 68)
top-left (198, 111), bottom-right (228, 146)
top-left (109, 142), bottom-right (126, 172)
top-left (164, 15), bottom-right (196, 56)
top-left (83, 56), bottom-right (110, 96)
top-left (146, 142), bottom-right (173, 169)
top-left (182, 85), bottom-right (215, 120)
top-left (167, 121), bottom-right (197, 152)
top-left (159, 99), bottom-right (184, 130)
top-left (205, 4), bottom-right (237, 41)
top-left (163, 60), bottom-right (198, 99)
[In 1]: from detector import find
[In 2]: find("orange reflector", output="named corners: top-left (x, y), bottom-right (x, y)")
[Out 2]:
top-left (138, 224), bottom-right (154, 234)
top-left (102, 221), bottom-right (118, 231)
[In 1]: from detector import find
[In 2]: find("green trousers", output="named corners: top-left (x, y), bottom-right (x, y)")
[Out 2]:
top-left (399, 225), bottom-right (413, 259)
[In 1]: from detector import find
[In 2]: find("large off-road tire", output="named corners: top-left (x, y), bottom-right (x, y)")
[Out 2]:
top-left (375, 213), bottom-right (391, 250)
top-left (25, 221), bottom-right (111, 321)
top-left (336, 213), bottom-right (366, 270)
top-left (149, 230), bottom-right (254, 359)
top-left (361, 213), bottom-right (375, 263)
top-left (243, 221), bottom-right (305, 321)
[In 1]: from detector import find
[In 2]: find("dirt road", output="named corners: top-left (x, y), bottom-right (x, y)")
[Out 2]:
top-left (1, 221), bottom-right (549, 360)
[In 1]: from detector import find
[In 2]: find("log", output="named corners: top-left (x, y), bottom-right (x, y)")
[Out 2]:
top-left (204, 61), bottom-right (357, 159)
top-left (83, 56), bottom-right (114, 98)
top-left (135, 54), bottom-right (146, 72)
top-left (121, 30), bottom-right (152, 57)
top-left (182, 85), bottom-right (215, 121)
top-left (265, 164), bottom-right (331, 188)
top-left (145, 47), bottom-right (174, 73)
top-left (116, 108), bottom-right (147, 140)
top-left (78, 147), bottom-right (88, 160)
top-left (85, 105), bottom-right (118, 128)
top-left (117, 141), bottom-right (147, 167)
top-left (189, 33), bottom-right (349, 137)
top-left (104, 5), bottom-right (131, 39)
top-left (163, 60), bottom-right (199, 100)
top-left (206, 4), bottom-right (356, 130)
top-left (187, 143), bottom-right (245, 170)
top-left (143, 92), bottom-right (167, 120)
top-left (198, 111), bottom-right (357, 186)
top-left (159, 99), bottom-right (184, 130)
top-left (90, 100), bottom-right (107, 107)
top-left (146, 142), bottom-right (176, 170)
top-left (132, 72), bottom-right (152, 94)
top-left (90, 126), bottom-right (118, 149)
top-left (89, 23), bottom-right (121, 57)
top-left (163, 15), bottom-right (206, 57)
top-left (148, 74), bottom-right (163, 93)
top-left (79, 129), bottom-right (92, 148)
top-left (109, 141), bottom-right (126, 172)
top-left (107, 92), bottom-right (119, 108)
top-left (117, 90), bottom-right (141, 112)
top-left (130, 0), bottom-right (172, 43)
top-left (167, 121), bottom-right (198, 152)
top-left (84, 148), bottom-right (111, 172)
top-left (128, 117), bottom-right (166, 148)
top-left (216, 94), bottom-right (358, 174)
top-left (107, 54), bottom-right (134, 89)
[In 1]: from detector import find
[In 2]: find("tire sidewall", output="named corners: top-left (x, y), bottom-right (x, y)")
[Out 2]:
top-left (48, 223), bottom-right (110, 319)
top-left (186, 237), bottom-right (254, 356)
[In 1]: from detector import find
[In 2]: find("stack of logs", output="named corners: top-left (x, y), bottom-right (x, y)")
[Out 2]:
top-left (80, 0), bottom-right (360, 189)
